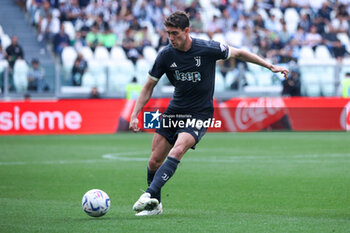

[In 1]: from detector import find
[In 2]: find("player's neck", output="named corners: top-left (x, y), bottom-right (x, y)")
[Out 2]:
top-left (178, 37), bottom-right (192, 52)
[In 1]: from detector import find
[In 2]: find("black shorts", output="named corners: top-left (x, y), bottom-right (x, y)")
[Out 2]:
top-left (155, 109), bottom-right (212, 149)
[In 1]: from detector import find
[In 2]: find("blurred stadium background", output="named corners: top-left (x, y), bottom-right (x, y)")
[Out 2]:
top-left (0, 0), bottom-right (349, 134)
top-left (1, 0), bottom-right (350, 100)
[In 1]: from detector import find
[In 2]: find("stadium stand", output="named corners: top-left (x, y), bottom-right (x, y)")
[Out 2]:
top-left (0, 0), bottom-right (55, 97)
top-left (1, 0), bottom-right (350, 99)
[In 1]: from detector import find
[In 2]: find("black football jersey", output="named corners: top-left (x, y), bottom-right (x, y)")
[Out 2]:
top-left (149, 38), bottom-right (230, 115)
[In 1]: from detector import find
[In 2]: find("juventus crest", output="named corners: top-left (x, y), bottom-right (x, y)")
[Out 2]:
top-left (194, 56), bottom-right (201, 67)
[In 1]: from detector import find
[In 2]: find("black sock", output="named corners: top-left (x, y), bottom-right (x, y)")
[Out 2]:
top-left (146, 157), bottom-right (180, 198)
top-left (147, 166), bottom-right (156, 186)
top-left (147, 167), bottom-right (161, 202)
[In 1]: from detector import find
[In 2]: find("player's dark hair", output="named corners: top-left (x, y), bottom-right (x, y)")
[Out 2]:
top-left (164, 11), bottom-right (190, 30)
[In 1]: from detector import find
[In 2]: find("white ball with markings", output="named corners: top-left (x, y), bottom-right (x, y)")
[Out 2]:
top-left (82, 189), bottom-right (110, 217)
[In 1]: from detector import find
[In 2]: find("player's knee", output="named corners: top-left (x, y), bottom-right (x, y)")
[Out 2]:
top-left (169, 145), bottom-right (186, 159)
top-left (148, 157), bottom-right (163, 170)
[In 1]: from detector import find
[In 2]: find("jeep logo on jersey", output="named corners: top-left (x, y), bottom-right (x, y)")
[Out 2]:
top-left (174, 70), bottom-right (201, 82)
top-left (194, 56), bottom-right (201, 67)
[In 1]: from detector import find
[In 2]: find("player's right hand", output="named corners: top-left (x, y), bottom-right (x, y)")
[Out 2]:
top-left (129, 117), bottom-right (140, 132)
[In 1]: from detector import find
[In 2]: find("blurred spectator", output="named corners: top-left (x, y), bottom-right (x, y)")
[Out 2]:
top-left (279, 45), bottom-right (297, 63)
top-left (133, 0), bottom-right (148, 22)
top-left (156, 30), bottom-right (169, 51)
top-left (24, 92), bottom-right (31, 101)
top-left (122, 28), bottom-right (139, 64)
top-left (230, 62), bottom-right (248, 90)
top-left (331, 13), bottom-right (349, 34)
top-left (93, 13), bottom-right (105, 30)
top-left (218, 57), bottom-right (235, 80)
top-left (78, 0), bottom-right (89, 8)
top-left (206, 15), bottom-right (222, 37)
top-left (85, 0), bottom-right (105, 20)
top-left (225, 23), bottom-right (243, 48)
top-left (5, 35), bottom-right (24, 69)
top-left (253, 14), bottom-right (265, 32)
top-left (111, 14), bottom-right (129, 42)
top-left (219, 9), bottom-right (235, 34)
top-left (324, 24), bottom-right (339, 46)
top-left (72, 31), bottom-right (86, 51)
top-left (185, 0), bottom-right (199, 20)
top-left (90, 86), bottom-right (100, 98)
top-left (332, 39), bottom-right (347, 62)
top-left (270, 36), bottom-right (284, 63)
top-left (305, 25), bottom-right (322, 50)
top-left (237, 13), bottom-right (253, 31)
top-left (58, 0), bottom-right (70, 22)
top-left (38, 12), bottom-right (60, 53)
top-left (0, 44), bottom-right (5, 60)
top-left (71, 53), bottom-right (87, 86)
top-left (27, 58), bottom-right (48, 92)
top-left (125, 77), bottom-right (142, 100)
top-left (100, 22), bottom-right (117, 52)
top-left (135, 26), bottom-right (152, 50)
top-left (282, 69), bottom-right (301, 96)
top-left (278, 21), bottom-right (291, 45)
top-left (291, 26), bottom-right (306, 46)
top-left (257, 39), bottom-right (270, 58)
top-left (28, 0), bottom-right (44, 26)
top-left (39, 12), bottom-right (60, 43)
top-left (314, 2), bottom-right (332, 35)
top-left (241, 26), bottom-right (255, 49)
top-left (53, 23), bottom-right (70, 56)
top-left (118, 0), bottom-right (132, 19)
top-left (342, 72), bottom-right (350, 98)
top-left (190, 12), bottom-right (204, 34)
top-left (317, 2), bottom-right (332, 23)
top-left (85, 23), bottom-right (101, 51)
top-left (75, 12), bottom-right (93, 38)
top-left (0, 44), bottom-right (5, 92)
top-left (48, 0), bottom-right (59, 8)
top-left (264, 13), bottom-right (282, 33)
top-left (298, 12), bottom-right (311, 33)
top-left (227, 1), bottom-right (243, 23)
top-left (146, 0), bottom-right (164, 31)
top-left (129, 16), bottom-right (141, 31)
top-left (37, 0), bottom-right (52, 32)
top-left (66, 0), bottom-right (82, 25)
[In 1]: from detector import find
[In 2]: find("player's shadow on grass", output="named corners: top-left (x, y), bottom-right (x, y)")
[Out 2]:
top-left (73, 216), bottom-right (114, 222)
top-left (74, 214), bottom-right (169, 222)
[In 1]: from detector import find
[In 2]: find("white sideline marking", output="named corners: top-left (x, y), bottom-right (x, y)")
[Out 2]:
top-left (0, 159), bottom-right (103, 166)
top-left (101, 152), bottom-right (350, 163)
top-left (0, 151), bottom-right (349, 166)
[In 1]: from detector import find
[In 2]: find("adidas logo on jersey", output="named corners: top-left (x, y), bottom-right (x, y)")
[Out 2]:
top-left (170, 62), bottom-right (177, 68)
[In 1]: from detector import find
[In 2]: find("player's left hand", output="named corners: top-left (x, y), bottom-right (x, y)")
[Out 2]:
top-left (270, 65), bottom-right (289, 79)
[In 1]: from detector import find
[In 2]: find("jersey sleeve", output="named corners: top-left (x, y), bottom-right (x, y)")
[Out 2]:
top-left (208, 40), bottom-right (231, 61)
top-left (148, 50), bottom-right (166, 81)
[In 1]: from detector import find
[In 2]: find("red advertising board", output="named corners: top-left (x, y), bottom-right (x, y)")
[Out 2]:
top-left (220, 97), bottom-right (350, 131)
top-left (0, 99), bottom-right (126, 135)
top-left (283, 97), bottom-right (350, 131)
top-left (0, 97), bottom-right (349, 135)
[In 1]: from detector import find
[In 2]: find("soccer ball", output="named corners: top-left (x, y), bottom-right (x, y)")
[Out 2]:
top-left (82, 189), bottom-right (111, 217)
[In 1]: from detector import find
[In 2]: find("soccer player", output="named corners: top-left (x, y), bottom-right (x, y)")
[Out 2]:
top-left (129, 11), bottom-right (289, 216)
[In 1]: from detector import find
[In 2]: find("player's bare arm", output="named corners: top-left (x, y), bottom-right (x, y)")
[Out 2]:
top-left (229, 46), bottom-right (289, 79)
top-left (129, 77), bottom-right (158, 132)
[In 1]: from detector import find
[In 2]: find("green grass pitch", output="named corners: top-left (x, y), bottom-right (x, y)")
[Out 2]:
top-left (0, 132), bottom-right (349, 233)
